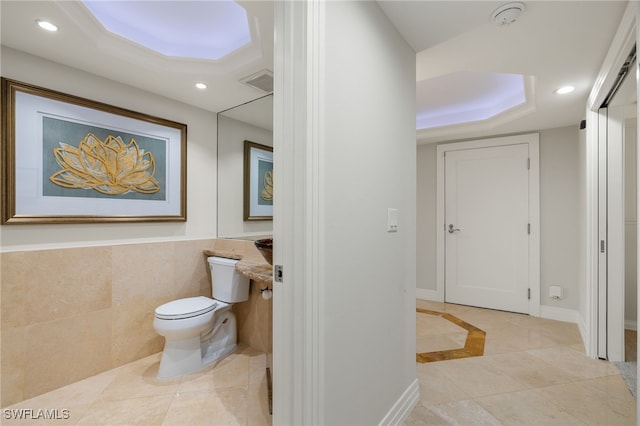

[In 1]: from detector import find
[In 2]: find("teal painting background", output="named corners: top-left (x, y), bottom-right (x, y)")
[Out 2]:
top-left (257, 159), bottom-right (273, 206)
top-left (42, 116), bottom-right (167, 200)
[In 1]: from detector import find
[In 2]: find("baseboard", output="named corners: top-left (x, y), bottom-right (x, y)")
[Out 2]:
top-left (625, 320), bottom-right (637, 330)
top-left (378, 378), bottom-right (419, 426)
top-left (577, 314), bottom-right (589, 354)
top-left (415, 288), bottom-right (441, 302)
top-left (539, 305), bottom-right (581, 324)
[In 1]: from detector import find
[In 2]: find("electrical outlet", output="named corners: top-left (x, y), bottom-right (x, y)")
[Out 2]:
top-left (387, 208), bottom-right (398, 232)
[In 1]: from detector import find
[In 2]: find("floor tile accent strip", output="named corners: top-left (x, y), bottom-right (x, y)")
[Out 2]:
top-left (416, 308), bottom-right (486, 363)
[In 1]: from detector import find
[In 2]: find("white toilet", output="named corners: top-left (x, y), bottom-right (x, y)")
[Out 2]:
top-left (153, 256), bottom-right (250, 379)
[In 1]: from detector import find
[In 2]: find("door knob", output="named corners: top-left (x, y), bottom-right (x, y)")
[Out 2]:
top-left (448, 224), bottom-right (461, 234)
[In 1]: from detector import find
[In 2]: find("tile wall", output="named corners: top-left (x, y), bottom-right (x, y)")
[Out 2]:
top-left (0, 238), bottom-right (273, 407)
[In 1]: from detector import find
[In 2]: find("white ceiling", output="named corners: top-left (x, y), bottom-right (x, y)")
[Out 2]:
top-left (379, 0), bottom-right (629, 143)
top-left (0, 0), bottom-right (274, 113)
top-left (0, 1), bottom-right (630, 143)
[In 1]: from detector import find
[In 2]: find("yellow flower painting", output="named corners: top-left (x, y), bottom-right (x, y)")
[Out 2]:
top-left (49, 133), bottom-right (160, 196)
top-left (261, 170), bottom-right (273, 202)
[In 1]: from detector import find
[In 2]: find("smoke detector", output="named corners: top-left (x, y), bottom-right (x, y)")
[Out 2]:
top-left (491, 2), bottom-right (525, 26)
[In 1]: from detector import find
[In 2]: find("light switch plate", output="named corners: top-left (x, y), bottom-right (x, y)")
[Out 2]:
top-left (387, 208), bottom-right (398, 232)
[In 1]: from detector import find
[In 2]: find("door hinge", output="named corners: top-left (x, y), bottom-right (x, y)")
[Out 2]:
top-left (274, 265), bottom-right (283, 283)
top-left (527, 158), bottom-right (531, 170)
top-left (600, 240), bottom-right (605, 253)
top-left (527, 223), bottom-right (531, 234)
top-left (528, 288), bottom-right (531, 300)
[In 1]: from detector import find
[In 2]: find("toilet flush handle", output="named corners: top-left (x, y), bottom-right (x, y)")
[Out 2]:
top-left (448, 224), bottom-right (461, 234)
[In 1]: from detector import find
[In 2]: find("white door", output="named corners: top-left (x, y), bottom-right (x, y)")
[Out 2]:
top-left (596, 69), bottom-right (635, 362)
top-left (444, 143), bottom-right (530, 313)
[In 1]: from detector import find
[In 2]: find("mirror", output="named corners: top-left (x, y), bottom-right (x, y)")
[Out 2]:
top-left (217, 94), bottom-right (273, 239)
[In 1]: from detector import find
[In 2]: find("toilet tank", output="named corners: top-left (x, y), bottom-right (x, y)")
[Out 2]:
top-left (207, 257), bottom-right (250, 303)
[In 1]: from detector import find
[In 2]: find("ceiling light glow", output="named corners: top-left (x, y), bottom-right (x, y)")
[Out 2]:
top-left (195, 82), bottom-right (208, 90)
top-left (82, 0), bottom-right (251, 60)
top-left (36, 19), bottom-right (59, 32)
top-left (416, 72), bottom-right (527, 129)
top-left (555, 86), bottom-right (575, 94)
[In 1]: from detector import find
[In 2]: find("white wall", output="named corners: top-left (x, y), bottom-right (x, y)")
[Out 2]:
top-left (416, 126), bottom-right (581, 310)
top-left (322, 2), bottom-right (416, 423)
top-left (578, 122), bottom-right (589, 330)
top-left (625, 117), bottom-right (637, 328)
top-left (0, 47), bottom-right (218, 251)
top-left (217, 115), bottom-right (272, 238)
top-left (539, 126), bottom-right (580, 310)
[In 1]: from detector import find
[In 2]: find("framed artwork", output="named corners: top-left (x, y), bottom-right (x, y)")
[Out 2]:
top-left (1, 78), bottom-right (187, 224)
top-left (243, 140), bottom-right (273, 221)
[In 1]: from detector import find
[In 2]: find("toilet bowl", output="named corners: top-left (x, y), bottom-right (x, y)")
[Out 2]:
top-left (153, 257), bottom-right (250, 379)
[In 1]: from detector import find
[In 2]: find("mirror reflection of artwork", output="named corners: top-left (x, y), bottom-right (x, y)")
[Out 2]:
top-left (259, 165), bottom-right (273, 205)
top-left (217, 93), bottom-right (273, 236)
top-left (43, 117), bottom-right (166, 200)
top-left (244, 140), bottom-right (273, 220)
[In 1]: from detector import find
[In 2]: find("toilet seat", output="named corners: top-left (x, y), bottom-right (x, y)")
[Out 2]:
top-left (155, 296), bottom-right (217, 320)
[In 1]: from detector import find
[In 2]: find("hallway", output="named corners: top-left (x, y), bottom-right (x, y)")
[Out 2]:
top-left (407, 300), bottom-right (636, 425)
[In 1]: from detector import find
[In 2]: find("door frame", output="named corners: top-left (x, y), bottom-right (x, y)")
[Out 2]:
top-left (273, 0), bottom-right (326, 423)
top-left (585, 0), bottom-right (637, 360)
top-left (436, 133), bottom-right (541, 316)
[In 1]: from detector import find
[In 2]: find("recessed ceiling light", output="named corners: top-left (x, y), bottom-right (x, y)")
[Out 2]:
top-left (555, 86), bottom-right (575, 94)
top-left (195, 82), bottom-right (208, 90)
top-left (36, 19), bottom-right (58, 32)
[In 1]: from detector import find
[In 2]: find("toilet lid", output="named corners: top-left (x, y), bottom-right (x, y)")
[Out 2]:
top-left (155, 296), bottom-right (217, 320)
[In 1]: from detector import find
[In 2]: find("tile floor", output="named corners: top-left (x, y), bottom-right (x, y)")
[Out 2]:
top-left (1, 345), bottom-right (270, 426)
top-left (407, 299), bottom-right (637, 425)
top-left (3, 300), bottom-right (636, 425)
top-left (625, 329), bottom-right (637, 362)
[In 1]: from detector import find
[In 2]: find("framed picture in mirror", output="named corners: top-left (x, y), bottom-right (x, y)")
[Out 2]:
top-left (243, 140), bottom-right (273, 221)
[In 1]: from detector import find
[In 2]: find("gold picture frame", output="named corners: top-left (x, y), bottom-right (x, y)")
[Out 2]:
top-left (243, 140), bottom-right (273, 221)
top-left (1, 78), bottom-right (187, 224)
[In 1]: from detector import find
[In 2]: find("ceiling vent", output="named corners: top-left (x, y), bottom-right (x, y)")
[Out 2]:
top-left (491, 2), bottom-right (525, 26)
top-left (240, 69), bottom-right (274, 93)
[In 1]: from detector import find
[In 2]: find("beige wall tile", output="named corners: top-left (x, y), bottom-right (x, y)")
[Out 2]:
top-left (173, 240), bottom-right (214, 299)
top-left (111, 297), bottom-right (166, 367)
top-left (1, 252), bottom-right (26, 329)
top-left (111, 242), bottom-right (176, 307)
top-left (1, 326), bottom-right (26, 407)
top-left (24, 247), bottom-right (112, 325)
top-left (234, 282), bottom-right (272, 353)
top-left (2, 238), bottom-right (270, 406)
top-left (24, 309), bottom-right (112, 399)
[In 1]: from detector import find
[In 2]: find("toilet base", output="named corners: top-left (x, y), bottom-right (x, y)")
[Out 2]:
top-left (157, 310), bottom-right (238, 379)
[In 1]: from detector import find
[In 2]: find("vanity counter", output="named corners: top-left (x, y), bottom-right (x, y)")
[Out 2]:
top-left (235, 261), bottom-right (272, 284)
top-left (203, 249), bottom-right (243, 260)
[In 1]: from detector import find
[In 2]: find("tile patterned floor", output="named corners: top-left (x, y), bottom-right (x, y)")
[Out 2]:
top-left (3, 300), bottom-right (635, 425)
top-left (407, 299), bottom-right (637, 426)
top-left (416, 308), bottom-right (486, 362)
top-left (1, 345), bottom-right (270, 426)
